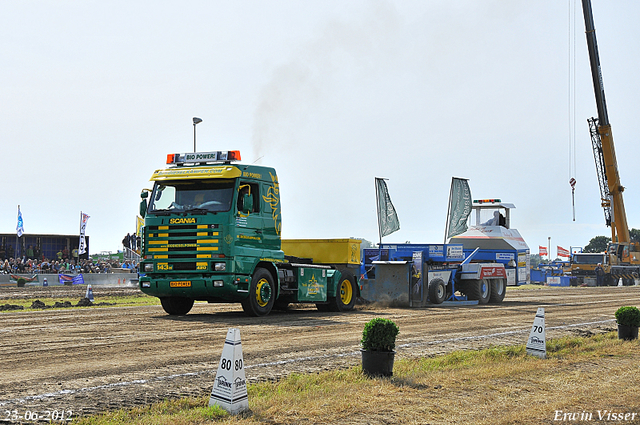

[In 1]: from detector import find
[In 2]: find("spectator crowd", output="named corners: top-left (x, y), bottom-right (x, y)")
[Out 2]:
top-left (0, 247), bottom-right (138, 275)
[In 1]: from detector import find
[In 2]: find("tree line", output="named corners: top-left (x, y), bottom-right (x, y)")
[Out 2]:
top-left (583, 228), bottom-right (640, 253)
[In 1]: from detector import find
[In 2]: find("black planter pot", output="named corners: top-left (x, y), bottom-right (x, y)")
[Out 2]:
top-left (361, 349), bottom-right (395, 377)
top-left (617, 324), bottom-right (639, 340)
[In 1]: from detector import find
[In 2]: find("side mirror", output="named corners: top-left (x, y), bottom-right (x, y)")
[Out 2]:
top-left (242, 194), bottom-right (253, 214)
top-left (140, 191), bottom-right (148, 218)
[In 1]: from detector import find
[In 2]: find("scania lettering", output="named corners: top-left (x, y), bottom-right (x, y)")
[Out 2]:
top-left (138, 150), bottom-right (360, 316)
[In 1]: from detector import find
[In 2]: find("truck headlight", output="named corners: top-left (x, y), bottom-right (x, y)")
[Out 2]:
top-left (214, 280), bottom-right (224, 287)
top-left (144, 263), bottom-right (154, 272)
top-left (214, 262), bottom-right (226, 271)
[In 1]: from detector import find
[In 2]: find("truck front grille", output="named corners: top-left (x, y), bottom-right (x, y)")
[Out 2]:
top-left (145, 223), bottom-right (221, 271)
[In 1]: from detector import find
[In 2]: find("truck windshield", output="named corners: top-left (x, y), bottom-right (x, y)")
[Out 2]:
top-left (149, 179), bottom-right (234, 213)
top-left (572, 254), bottom-right (604, 264)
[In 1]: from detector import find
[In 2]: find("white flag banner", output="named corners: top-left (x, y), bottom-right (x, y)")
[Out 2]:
top-left (375, 178), bottom-right (400, 239)
top-left (79, 212), bottom-right (90, 255)
top-left (445, 177), bottom-right (472, 239)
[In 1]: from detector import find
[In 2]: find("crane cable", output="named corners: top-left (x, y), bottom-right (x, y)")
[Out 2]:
top-left (568, 0), bottom-right (577, 221)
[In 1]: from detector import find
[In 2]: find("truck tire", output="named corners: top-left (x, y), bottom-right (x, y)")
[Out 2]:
top-left (327, 270), bottom-right (357, 312)
top-left (466, 279), bottom-right (491, 304)
top-left (241, 268), bottom-right (276, 317)
top-left (160, 297), bottom-right (194, 315)
top-left (489, 279), bottom-right (506, 303)
top-left (428, 278), bottom-right (446, 304)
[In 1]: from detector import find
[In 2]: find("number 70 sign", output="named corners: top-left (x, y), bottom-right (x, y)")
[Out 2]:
top-left (526, 308), bottom-right (546, 359)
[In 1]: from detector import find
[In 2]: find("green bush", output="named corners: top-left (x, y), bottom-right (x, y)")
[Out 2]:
top-left (361, 318), bottom-right (399, 352)
top-left (615, 306), bottom-right (640, 327)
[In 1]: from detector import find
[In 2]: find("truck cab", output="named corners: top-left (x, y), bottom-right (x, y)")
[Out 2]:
top-left (138, 150), bottom-right (360, 316)
top-left (138, 150), bottom-right (285, 315)
top-left (570, 252), bottom-right (608, 286)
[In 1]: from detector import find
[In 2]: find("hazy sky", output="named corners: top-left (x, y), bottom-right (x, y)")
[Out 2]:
top-left (2, 1), bottom-right (640, 256)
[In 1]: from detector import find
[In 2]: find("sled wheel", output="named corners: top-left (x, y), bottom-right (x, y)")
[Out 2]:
top-left (466, 279), bottom-right (491, 304)
top-left (489, 279), bottom-right (506, 303)
top-left (428, 278), bottom-right (446, 304)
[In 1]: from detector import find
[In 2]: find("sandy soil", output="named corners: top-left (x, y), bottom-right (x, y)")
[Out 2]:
top-left (0, 285), bottom-right (635, 422)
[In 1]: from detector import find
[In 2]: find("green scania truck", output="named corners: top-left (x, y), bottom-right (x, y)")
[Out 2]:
top-left (138, 150), bottom-right (360, 316)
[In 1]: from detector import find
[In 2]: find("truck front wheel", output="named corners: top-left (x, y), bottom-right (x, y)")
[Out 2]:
top-left (242, 268), bottom-right (276, 317)
top-left (160, 297), bottom-right (194, 315)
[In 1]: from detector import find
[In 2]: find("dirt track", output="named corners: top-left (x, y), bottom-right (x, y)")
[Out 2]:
top-left (0, 285), bottom-right (637, 421)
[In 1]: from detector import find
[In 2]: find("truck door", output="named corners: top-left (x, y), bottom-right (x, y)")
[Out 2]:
top-left (235, 182), bottom-right (264, 252)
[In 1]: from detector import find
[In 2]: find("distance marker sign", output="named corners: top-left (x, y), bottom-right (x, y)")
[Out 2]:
top-left (526, 307), bottom-right (546, 359)
top-left (209, 328), bottom-right (249, 414)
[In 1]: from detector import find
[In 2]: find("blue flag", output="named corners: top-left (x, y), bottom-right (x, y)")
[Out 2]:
top-left (16, 205), bottom-right (24, 237)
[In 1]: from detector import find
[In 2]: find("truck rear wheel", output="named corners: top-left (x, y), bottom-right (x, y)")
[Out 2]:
top-left (489, 279), bottom-right (506, 303)
top-left (242, 268), bottom-right (276, 317)
top-left (428, 278), bottom-right (447, 304)
top-left (466, 279), bottom-right (491, 304)
top-left (160, 297), bottom-right (194, 315)
top-left (327, 270), bottom-right (357, 312)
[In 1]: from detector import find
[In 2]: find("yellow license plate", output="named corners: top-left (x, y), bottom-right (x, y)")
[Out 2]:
top-left (169, 281), bottom-right (191, 288)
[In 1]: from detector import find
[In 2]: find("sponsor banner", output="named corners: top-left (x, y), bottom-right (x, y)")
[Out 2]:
top-left (480, 265), bottom-right (507, 279)
top-left (546, 276), bottom-right (561, 285)
top-left (445, 177), bottom-right (472, 239)
top-left (79, 212), bottom-right (90, 255)
top-left (496, 252), bottom-right (515, 261)
top-left (429, 245), bottom-right (444, 257)
top-left (58, 274), bottom-right (85, 285)
top-left (446, 244), bottom-right (464, 259)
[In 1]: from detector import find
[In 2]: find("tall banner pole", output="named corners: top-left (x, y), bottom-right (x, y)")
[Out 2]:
top-left (16, 205), bottom-right (21, 258)
top-left (79, 211), bottom-right (82, 259)
top-left (375, 178), bottom-right (382, 256)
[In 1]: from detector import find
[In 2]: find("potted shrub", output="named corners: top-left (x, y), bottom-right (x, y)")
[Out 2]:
top-left (615, 306), bottom-right (640, 340)
top-left (361, 318), bottom-right (399, 377)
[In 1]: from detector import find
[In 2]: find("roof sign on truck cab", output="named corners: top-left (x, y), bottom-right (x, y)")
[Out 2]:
top-left (167, 150), bottom-right (241, 165)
